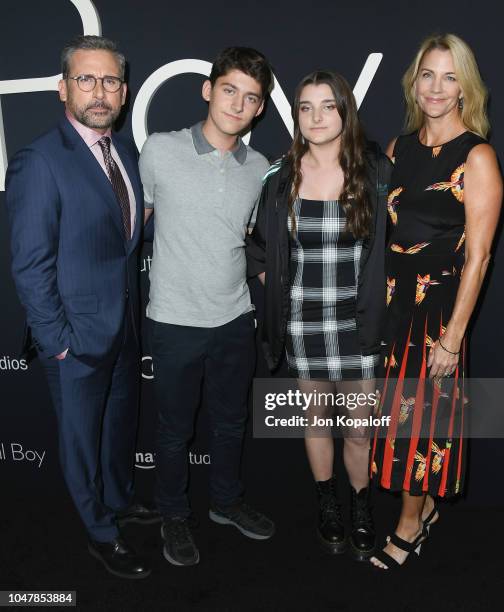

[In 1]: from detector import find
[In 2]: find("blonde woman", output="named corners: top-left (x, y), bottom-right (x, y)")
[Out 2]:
top-left (370, 34), bottom-right (502, 569)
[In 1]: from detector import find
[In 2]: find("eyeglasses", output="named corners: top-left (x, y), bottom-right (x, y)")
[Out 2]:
top-left (67, 74), bottom-right (124, 93)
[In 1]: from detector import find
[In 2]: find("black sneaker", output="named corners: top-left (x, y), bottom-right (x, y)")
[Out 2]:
top-left (209, 502), bottom-right (275, 540)
top-left (161, 517), bottom-right (199, 566)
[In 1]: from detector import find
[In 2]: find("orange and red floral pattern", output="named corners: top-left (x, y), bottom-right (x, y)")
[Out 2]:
top-left (387, 187), bottom-right (403, 225)
top-left (426, 163), bottom-right (465, 202)
top-left (415, 274), bottom-right (440, 305)
top-left (391, 242), bottom-right (430, 254)
top-left (386, 277), bottom-right (396, 306)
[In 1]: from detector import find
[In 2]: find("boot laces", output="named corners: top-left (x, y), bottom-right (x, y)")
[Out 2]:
top-left (320, 494), bottom-right (342, 522)
top-left (353, 498), bottom-right (373, 530)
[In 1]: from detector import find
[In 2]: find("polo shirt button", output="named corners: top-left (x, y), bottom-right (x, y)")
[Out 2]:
top-left (218, 188), bottom-right (223, 193)
top-left (220, 169), bottom-right (224, 174)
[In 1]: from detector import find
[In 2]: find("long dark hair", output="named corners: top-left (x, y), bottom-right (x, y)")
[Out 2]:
top-left (287, 70), bottom-right (372, 238)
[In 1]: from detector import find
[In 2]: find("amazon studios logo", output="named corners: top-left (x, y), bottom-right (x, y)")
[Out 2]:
top-left (0, 356), bottom-right (28, 371)
top-left (136, 450), bottom-right (211, 469)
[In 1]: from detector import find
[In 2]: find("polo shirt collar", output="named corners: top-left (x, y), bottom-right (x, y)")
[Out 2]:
top-left (191, 121), bottom-right (247, 165)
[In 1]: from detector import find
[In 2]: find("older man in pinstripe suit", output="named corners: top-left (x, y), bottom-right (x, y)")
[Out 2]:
top-left (6, 35), bottom-right (158, 579)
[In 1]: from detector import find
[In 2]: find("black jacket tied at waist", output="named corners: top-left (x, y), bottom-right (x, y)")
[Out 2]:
top-left (246, 143), bottom-right (393, 372)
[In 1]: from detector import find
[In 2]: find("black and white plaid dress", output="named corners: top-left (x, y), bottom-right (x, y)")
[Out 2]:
top-left (286, 198), bottom-right (378, 381)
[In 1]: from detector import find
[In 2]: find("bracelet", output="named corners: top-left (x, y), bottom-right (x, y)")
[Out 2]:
top-left (438, 336), bottom-right (460, 356)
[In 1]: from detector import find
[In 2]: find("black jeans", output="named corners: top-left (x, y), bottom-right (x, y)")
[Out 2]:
top-left (150, 311), bottom-right (256, 518)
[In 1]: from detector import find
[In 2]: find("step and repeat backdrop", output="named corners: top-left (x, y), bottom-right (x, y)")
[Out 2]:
top-left (1, 0), bottom-right (503, 506)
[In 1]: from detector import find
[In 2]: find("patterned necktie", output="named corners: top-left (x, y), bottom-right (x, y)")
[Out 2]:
top-left (98, 136), bottom-right (131, 239)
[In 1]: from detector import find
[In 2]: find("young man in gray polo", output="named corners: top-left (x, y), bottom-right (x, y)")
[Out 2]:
top-left (139, 47), bottom-right (274, 566)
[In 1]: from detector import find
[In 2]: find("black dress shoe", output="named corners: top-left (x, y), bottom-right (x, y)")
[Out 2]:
top-left (88, 537), bottom-right (151, 579)
top-left (117, 503), bottom-right (162, 526)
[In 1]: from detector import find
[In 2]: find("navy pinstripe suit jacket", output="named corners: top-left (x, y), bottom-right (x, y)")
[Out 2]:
top-left (6, 117), bottom-right (143, 363)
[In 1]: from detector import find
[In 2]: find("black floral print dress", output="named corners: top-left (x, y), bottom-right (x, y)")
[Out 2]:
top-left (370, 130), bottom-right (486, 497)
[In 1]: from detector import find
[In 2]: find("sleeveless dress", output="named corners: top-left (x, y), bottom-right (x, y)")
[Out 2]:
top-left (370, 130), bottom-right (486, 497)
top-left (285, 197), bottom-right (378, 381)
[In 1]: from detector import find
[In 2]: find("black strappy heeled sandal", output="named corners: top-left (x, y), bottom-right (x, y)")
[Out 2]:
top-left (422, 506), bottom-right (439, 534)
top-left (371, 525), bottom-right (428, 569)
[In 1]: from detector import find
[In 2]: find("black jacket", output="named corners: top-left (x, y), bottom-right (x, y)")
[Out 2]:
top-left (246, 143), bottom-right (393, 372)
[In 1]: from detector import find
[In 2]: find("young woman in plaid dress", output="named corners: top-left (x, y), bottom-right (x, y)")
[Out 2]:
top-left (247, 71), bottom-right (391, 560)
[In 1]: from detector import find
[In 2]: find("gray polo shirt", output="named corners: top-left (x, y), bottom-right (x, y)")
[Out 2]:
top-left (139, 122), bottom-right (269, 327)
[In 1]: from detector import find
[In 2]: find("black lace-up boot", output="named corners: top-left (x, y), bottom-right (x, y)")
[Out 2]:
top-left (349, 485), bottom-right (376, 561)
top-left (315, 477), bottom-right (346, 554)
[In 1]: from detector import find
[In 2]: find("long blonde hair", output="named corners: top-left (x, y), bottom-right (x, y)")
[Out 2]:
top-left (402, 33), bottom-right (489, 138)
